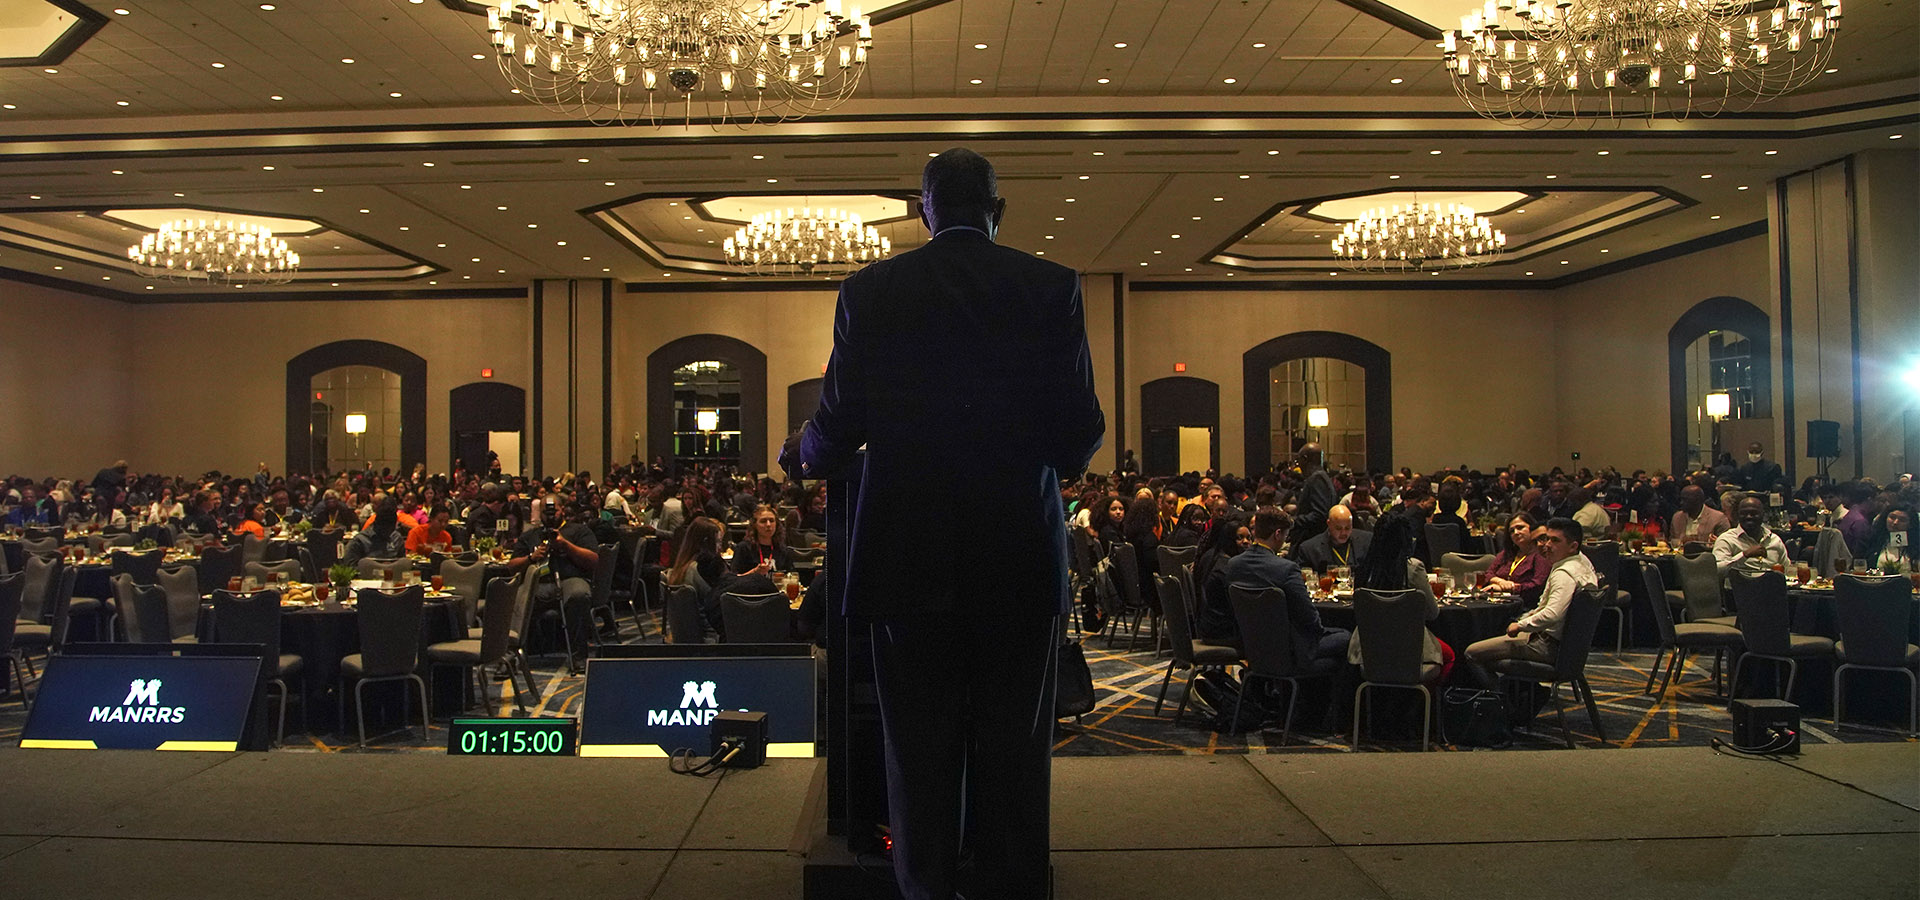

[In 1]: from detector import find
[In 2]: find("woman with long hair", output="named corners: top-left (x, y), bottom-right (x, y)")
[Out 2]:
top-left (1485, 512), bottom-right (1547, 602)
top-left (1096, 497), bottom-right (1127, 555)
top-left (1863, 502), bottom-right (1917, 574)
top-left (1193, 512), bottom-right (1252, 642)
top-left (733, 503), bottom-right (794, 574)
top-left (1350, 511), bottom-right (1453, 684)
top-left (1166, 503), bottom-right (1210, 548)
top-left (1120, 495), bottom-right (1162, 604)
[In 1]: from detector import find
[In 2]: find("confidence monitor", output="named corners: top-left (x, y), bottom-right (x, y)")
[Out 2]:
top-left (578, 643), bottom-right (816, 758)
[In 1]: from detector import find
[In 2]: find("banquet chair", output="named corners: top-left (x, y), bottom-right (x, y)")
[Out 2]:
top-left (625, 536), bottom-right (662, 628)
top-left (586, 542), bottom-right (621, 642)
top-left (1175, 563), bottom-right (1200, 636)
top-left (245, 560), bottom-right (302, 586)
top-left (1105, 545), bottom-right (1154, 652)
top-left (1728, 570), bottom-right (1834, 704)
top-left (111, 548), bottom-right (164, 586)
top-left (1351, 588), bottom-right (1436, 751)
top-left (19, 537), bottom-right (58, 556)
top-left (304, 530), bottom-right (342, 577)
top-left (109, 573), bottom-right (138, 642)
top-left (16, 554), bottom-right (59, 629)
top-left (194, 542), bottom-right (244, 598)
top-left (428, 575), bottom-right (530, 715)
top-left (0, 572), bottom-right (32, 710)
top-left (721, 591), bottom-right (791, 643)
top-left (124, 582), bottom-right (172, 646)
top-left (503, 569), bottom-right (542, 695)
top-left (212, 588), bottom-right (302, 745)
top-left (1423, 524), bottom-right (1463, 567)
top-left (1831, 574), bottom-right (1919, 735)
top-left (664, 584), bottom-right (708, 644)
top-left (1155, 545), bottom-right (1197, 576)
top-left (1581, 540), bottom-right (1631, 653)
top-left (1682, 541), bottom-right (1712, 556)
top-left (85, 534), bottom-right (110, 556)
top-left (1493, 586), bottom-right (1611, 747)
top-left (1152, 575), bottom-right (1237, 721)
top-left (296, 547), bottom-right (320, 585)
top-left (1641, 564), bottom-right (1743, 699)
top-left (138, 523), bottom-right (174, 548)
top-left (438, 558), bottom-right (489, 628)
top-left (1810, 527), bottom-right (1852, 577)
top-left (22, 528), bottom-right (61, 541)
top-left (14, 563), bottom-right (76, 668)
top-left (355, 557), bottom-right (408, 581)
top-left (1227, 584), bottom-right (1339, 742)
top-left (239, 533), bottom-right (267, 567)
top-left (157, 566), bottom-right (202, 643)
top-left (105, 533), bottom-right (137, 549)
top-left (1440, 552), bottom-right (1495, 588)
top-left (1667, 552), bottom-right (1735, 626)
top-left (342, 585), bottom-right (430, 747)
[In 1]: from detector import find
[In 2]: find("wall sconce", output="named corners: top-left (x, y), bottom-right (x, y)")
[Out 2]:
top-left (1704, 392), bottom-right (1731, 420)
top-left (1307, 407), bottom-right (1330, 428)
top-left (695, 409), bottom-right (719, 432)
top-left (344, 413), bottom-right (368, 435)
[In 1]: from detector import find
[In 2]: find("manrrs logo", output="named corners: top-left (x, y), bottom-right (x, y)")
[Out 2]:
top-left (89, 678), bottom-right (187, 724)
top-left (647, 680), bottom-right (719, 727)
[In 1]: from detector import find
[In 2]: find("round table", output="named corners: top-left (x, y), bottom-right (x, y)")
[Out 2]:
top-left (1312, 593), bottom-right (1529, 654)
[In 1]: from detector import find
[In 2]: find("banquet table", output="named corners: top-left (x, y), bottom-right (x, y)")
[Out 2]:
top-left (1312, 592), bottom-right (1529, 655)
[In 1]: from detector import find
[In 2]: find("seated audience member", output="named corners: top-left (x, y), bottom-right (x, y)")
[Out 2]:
top-left (405, 504), bottom-right (454, 554)
top-left (1712, 495), bottom-right (1790, 577)
top-left (1340, 478), bottom-right (1382, 530)
top-left (1221, 508), bottom-right (1350, 663)
top-left (1193, 512), bottom-right (1252, 644)
top-left (1121, 495), bottom-right (1163, 604)
top-left (310, 490), bottom-right (358, 530)
top-left (362, 491), bottom-right (421, 532)
top-left (1293, 504), bottom-right (1372, 575)
top-left (181, 490), bottom-right (221, 535)
top-left (1347, 511), bottom-right (1452, 683)
top-left (1166, 503), bottom-right (1209, 547)
top-left (1430, 477), bottom-right (1472, 535)
top-left (1862, 502), bottom-right (1916, 573)
top-left (1485, 513), bottom-right (1548, 602)
top-left (1834, 481), bottom-right (1875, 558)
top-left (1094, 497), bottom-right (1127, 556)
top-left (1736, 441), bottom-right (1786, 493)
top-left (1569, 487), bottom-right (1610, 540)
top-left (264, 488), bottom-right (301, 530)
top-left (232, 501), bottom-right (268, 540)
top-left (345, 498), bottom-right (409, 563)
top-left (666, 515), bottom-right (778, 639)
top-left (508, 496), bottom-right (602, 658)
top-left (1464, 517), bottom-right (1598, 685)
top-left (1669, 485), bottom-right (1729, 545)
top-left (144, 487), bottom-right (185, 527)
top-left (732, 504), bottom-right (796, 574)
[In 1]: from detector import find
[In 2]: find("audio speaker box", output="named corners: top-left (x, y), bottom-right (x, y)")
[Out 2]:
top-left (1731, 698), bottom-right (1800, 753)
top-left (1807, 420), bottom-right (1841, 459)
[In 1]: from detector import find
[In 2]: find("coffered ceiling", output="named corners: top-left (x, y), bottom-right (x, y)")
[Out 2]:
top-left (0, 0), bottom-right (1913, 299)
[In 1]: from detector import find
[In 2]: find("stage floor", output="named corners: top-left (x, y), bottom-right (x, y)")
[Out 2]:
top-left (0, 742), bottom-right (1913, 899)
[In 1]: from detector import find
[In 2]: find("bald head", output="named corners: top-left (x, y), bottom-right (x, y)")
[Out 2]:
top-left (1328, 504), bottom-right (1354, 543)
top-left (1300, 443), bottom-right (1323, 469)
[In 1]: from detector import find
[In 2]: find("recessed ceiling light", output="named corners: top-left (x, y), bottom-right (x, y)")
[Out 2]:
top-left (1044, 235), bottom-right (1054, 239)
top-left (429, 281), bottom-right (437, 285)
top-left (576, 158), bottom-right (589, 163)
top-left (341, 58), bottom-right (355, 64)
top-left (463, 275), bottom-right (471, 279)
top-left (1545, 174), bottom-right (1558, 179)
top-left (1139, 262), bottom-right (1147, 266)
top-left (1596, 149), bottom-right (1610, 155)
top-left (1170, 233), bottom-right (1181, 238)
top-left (211, 62), bottom-right (226, 68)
top-left (29, 194), bottom-right (40, 199)
top-left (1222, 77), bottom-right (1237, 84)
top-left (1035, 251), bottom-right (1044, 256)
top-left (110, 169), bottom-right (123, 175)
top-left (1078, 175), bottom-right (1090, 180)
top-left (261, 165), bottom-right (274, 170)
top-left (1892, 134), bottom-right (1906, 140)
top-left (1191, 216), bottom-right (1201, 220)
top-left (259, 3), bottom-right (274, 8)
top-left (44, 68), bottom-right (58, 74)
top-left (311, 187), bottom-right (323, 192)
top-left (1185, 267), bottom-right (1193, 272)
top-left (1525, 271), bottom-right (1534, 276)
top-left (145, 285), bottom-right (153, 289)
top-left (602, 267), bottom-right (610, 272)
top-left (496, 205), bottom-right (507, 210)
top-left (1092, 151), bottom-right (1104, 156)
top-left (557, 240), bottom-right (567, 246)
top-left (605, 181), bottom-right (616, 186)
top-left (399, 226), bottom-right (409, 231)
top-left (437, 243), bottom-right (446, 248)
top-left (974, 43), bottom-right (988, 49)
top-left (526, 223), bottom-right (538, 228)
top-left (1699, 173), bottom-right (1712, 179)
top-left (389, 92), bottom-right (402, 97)
top-left (103, 276), bottom-right (112, 280)
top-left (1152, 250), bottom-right (1162, 254)
top-left (358, 208), bottom-right (370, 213)
top-left (511, 89), bottom-right (520, 94)
top-left (1559, 260), bottom-right (1570, 265)
top-left (1113, 42), bottom-right (1128, 48)
top-left (53, 265), bottom-right (62, 270)
top-left (1738, 185), bottom-right (1750, 190)
top-left (1064, 198), bottom-right (1075, 202)
top-left (1824, 67), bottom-right (1837, 73)
top-left (1428, 149), bottom-right (1442, 155)
top-left (497, 269), bottom-right (506, 273)
top-left (461, 185), bottom-right (472, 189)
top-left (767, 178), bottom-right (778, 183)
top-left (1054, 216), bottom-right (1065, 221)
top-left (116, 100), bottom-right (130, 106)
top-left (1212, 197), bottom-right (1223, 201)
top-left (112, 7), bottom-right (129, 13)
top-left (1389, 77), bottom-right (1403, 84)
top-left (1710, 214), bottom-right (1722, 220)
top-left (969, 78), bottom-right (982, 84)
top-left (421, 161), bottom-right (435, 167)
top-left (473, 54), bottom-right (486, 60)
top-left (583, 256), bottom-right (591, 260)
top-left (1252, 42), bottom-right (1266, 48)
top-left (471, 257), bottom-right (480, 262)
top-left (2, 104), bottom-right (15, 109)
top-left (1238, 174), bottom-right (1251, 179)
top-left (269, 95), bottom-right (283, 101)
top-left (1388, 174), bottom-right (1401, 179)
top-left (1600, 249), bottom-right (1610, 253)
top-left (1765, 149), bottom-right (1779, 155)
top-left (1096, 77), bottom-right (1110, 84)
top-left (1517, 208), bottom-right (1526, 213)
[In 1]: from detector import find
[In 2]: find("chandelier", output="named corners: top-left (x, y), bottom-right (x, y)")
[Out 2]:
top-left (127, 218), bottom-right (300, 285)
top-left (1331, 202), bottom-right (1506, 272)
top-left (484, 0), bottom-right (873, 127)
top-left (722, 206), bottom-right (891, 276)
top-left (1441, 0), bottom-right (1842, 124)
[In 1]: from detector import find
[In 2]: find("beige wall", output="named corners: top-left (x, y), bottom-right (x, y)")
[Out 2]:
top-left (1552, 235), bottom-right (1774, 475)
top-left (0, 282), bottom-right (134, 475)
top-left (1851, 150), bottom-right (1919, 479)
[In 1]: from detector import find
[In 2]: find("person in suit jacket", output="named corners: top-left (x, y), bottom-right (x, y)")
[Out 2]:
top-left (1223, 507), bottom-right (1350, 665)
top-left (785, 148), bottom-right (1104, 900)
top-left (1292, 504), bottom-right (1372, 575)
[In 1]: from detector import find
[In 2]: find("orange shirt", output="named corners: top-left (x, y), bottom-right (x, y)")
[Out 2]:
top-left (405, 523), bottom-right (451, 555)
top-left (233, 519), bottom-right (266, 539)
top-left (364, 510), bottom-right (422, 532)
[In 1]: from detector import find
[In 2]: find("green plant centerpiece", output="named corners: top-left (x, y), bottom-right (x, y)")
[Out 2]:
top-left (290, 519), bottom-right (313, 537)
top-left (328, 562), bottom-right (356, 588)
top-left (473, 536), bottom-right (497, 555)
top-left (135, 538), bottom-right (158, 551)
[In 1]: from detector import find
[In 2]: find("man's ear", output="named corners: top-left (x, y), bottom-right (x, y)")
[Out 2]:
top-left (990, 197), bottom-right (1007, 229)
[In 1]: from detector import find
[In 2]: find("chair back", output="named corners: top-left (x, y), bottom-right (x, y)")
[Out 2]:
top-left (1424, 523), bottom-right (1463, 565)
top-left (439, 559), bottom-right (489, 626)
top-left (18, 554), bottom-right (60, 624)
top-left (245, 560), bottom-right (302, 586)
top-left (1352, 588), bottom-right (1429, 685)
top-left (1107, 544), bottom-right (1145, 609)
top-left (305, 530), bottom-right (342, 573)
top-left (240, 533), bottom-right (267, 566)
top-left (43, 567), bottom-right (76, 649)
top-left (296, 547), bottom-right (319, 583)
top-left (110, 573), bottom-right (138, 634)
top-left (477, 575), bottom-right (518, 662)
top-left (1552, 586), bottom-right (1608, 682)
top-left (721, 592), bottom-right (791, 643)
top-left (1067, 527), bottom-right (1096, 581)
top-left (356, 557), bottom-right (408, 581)
top-left (1440, 552), bottom-right (1495, 587)
top-left (195, 543), bottom-right (244, 597)
top-left (127, 583), bottom-right (172, 644)
top-left (1682, 540), bottom-right (1712, 556)
top-left (1729, 570), bottom-right (1793, 655)
top-left (0, 572), bottom-right (23, 657)
top-left (106, 533), bottom-right (138, 548)
top-left (86, 534), bottom-right (109, 556)
top-left (629, 536), bottom-right (659, 596)
top-left (590, 543), bottom-right (619, 608)
top-left (1642, 562), bottom-right (1678, 644)
top-left (1581, 540), bottom-right (1620, 591)
top-left (20, 537), bottom-right (59, 556)
top-left (157, 567), bottom-right (201, 641)
top-left (111, 548), bottom-right (164, 584)
top-left (1226, 584), bottom-right (1307, 678)
top-left (352, 585), bottom-right (427, 678)
top-left (1832, 574), bottom-right (1916, 667)
top-left (508, 570), bottom-right (537, 649)
top-left (1153, 575), bottom-right (1200, 666)
top-left (1674, 552), bottom-right (1725, 621)
top-left (664, 583), bottom-right (707, 644)
top-left (139, 523), bottom-right (175, 547)
top-left (1156, 545), bottom-right (1197, 574)
top-left (1175, 563), bottom-right (1200, 633)
top-left (1812, 527), bottom-right (1852, 577)
top-left (211, 589), bottom-right (283, 682)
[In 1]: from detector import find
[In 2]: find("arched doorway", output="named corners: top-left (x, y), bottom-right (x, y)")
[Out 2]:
top-left (1139, 376), bottom-right (1219, 475)
top-left (450, 381), bottom-right (527, 476)
top-left (1668, 296), bottom-right (1771, 476)
top-left (286, 340), bottom-right (426, 475)
top-left (647, 334), bottom-right (768, 473)
top-left (1243, 332), bottom-right (1392, 474)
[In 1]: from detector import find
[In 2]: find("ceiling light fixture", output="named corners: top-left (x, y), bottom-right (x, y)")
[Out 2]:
top-left (723, 205), bottom-right (890, 276)
top-left (484, 0), bottom-right (873, 127)
top-left (1441, 0), bottom-right (1842, 124)
top-left (128, 218), bottom-right (300, 286)
top-left (1332, 198), bottom-right (1506, 273)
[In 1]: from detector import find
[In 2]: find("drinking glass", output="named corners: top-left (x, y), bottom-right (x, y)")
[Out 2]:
top-left (1796, 564), bottom-right (1811, 585)
top-left (430, 574), bottom-right (444, 592)
top-left (1318, 573), bottom-right (1336, 594)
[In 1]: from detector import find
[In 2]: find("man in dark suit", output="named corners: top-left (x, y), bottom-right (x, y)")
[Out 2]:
top-left (1292, 504), bottom-right (1371, 574)
top-left (786, 148), bottom-right (1104, 900)
top-left (1736, 441), bottom-right (1786, 493)
top-left (1224, 508), bottom-right (1350, 665)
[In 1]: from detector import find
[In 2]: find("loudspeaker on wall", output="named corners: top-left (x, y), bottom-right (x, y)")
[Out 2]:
top-left (1807, 420), bottom-right (1841, 459)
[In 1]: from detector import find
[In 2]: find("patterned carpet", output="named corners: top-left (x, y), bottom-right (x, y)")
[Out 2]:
top-left (4, 612), bottom-right (1913, 755)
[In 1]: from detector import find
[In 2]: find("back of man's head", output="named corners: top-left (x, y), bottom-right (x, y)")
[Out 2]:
top-left (922, 148), bottom-right (997, 224)
top-left (1251, 507), bottom-right (1291, 542)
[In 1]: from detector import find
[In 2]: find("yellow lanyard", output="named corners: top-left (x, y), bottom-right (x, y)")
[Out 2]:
top-left (1331, 543), bottom-right (1349, 566)
top-left (1507, 553), bottom-right (1530, 577)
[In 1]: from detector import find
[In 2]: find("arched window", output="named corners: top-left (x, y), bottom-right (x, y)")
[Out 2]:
top-left (1668, 297), bottom-right (1771, 476)
top-left (1243, 332), bottom-right (1392, 473)
top-left (647, 334), bottom-right (768, 473)
top-left (285, 340), bottom-right (426, 475)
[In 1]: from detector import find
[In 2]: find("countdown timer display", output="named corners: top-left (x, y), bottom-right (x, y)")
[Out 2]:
top-left (447, 717), bottom-right (577, 756)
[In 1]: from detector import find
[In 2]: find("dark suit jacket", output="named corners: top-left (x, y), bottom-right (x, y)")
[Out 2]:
top-left (1222, 545), bottom-right (1326, 663)
top-left (1293, 529), bottom-right (1372, 574)
top-left (801, 228), bottom-right (1104, 618)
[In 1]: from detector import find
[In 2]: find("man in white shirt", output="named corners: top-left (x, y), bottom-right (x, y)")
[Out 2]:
top-left (1464, 517), bottom-right (1599, 680)
top-left (1713, 495), bottom-right (1790, 576)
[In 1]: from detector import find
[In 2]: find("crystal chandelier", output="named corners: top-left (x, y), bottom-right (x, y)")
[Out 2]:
top-left (127, 218), bottom-right (300, 285)
top-left (1441, 0), bottom-right (1842, 124)
top-left (1331, 202), bottom-right (1506, 272)
top-left (485, 0), bottom-right (873, 127)
top-left (723, 206), bottom-right (891, 276)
